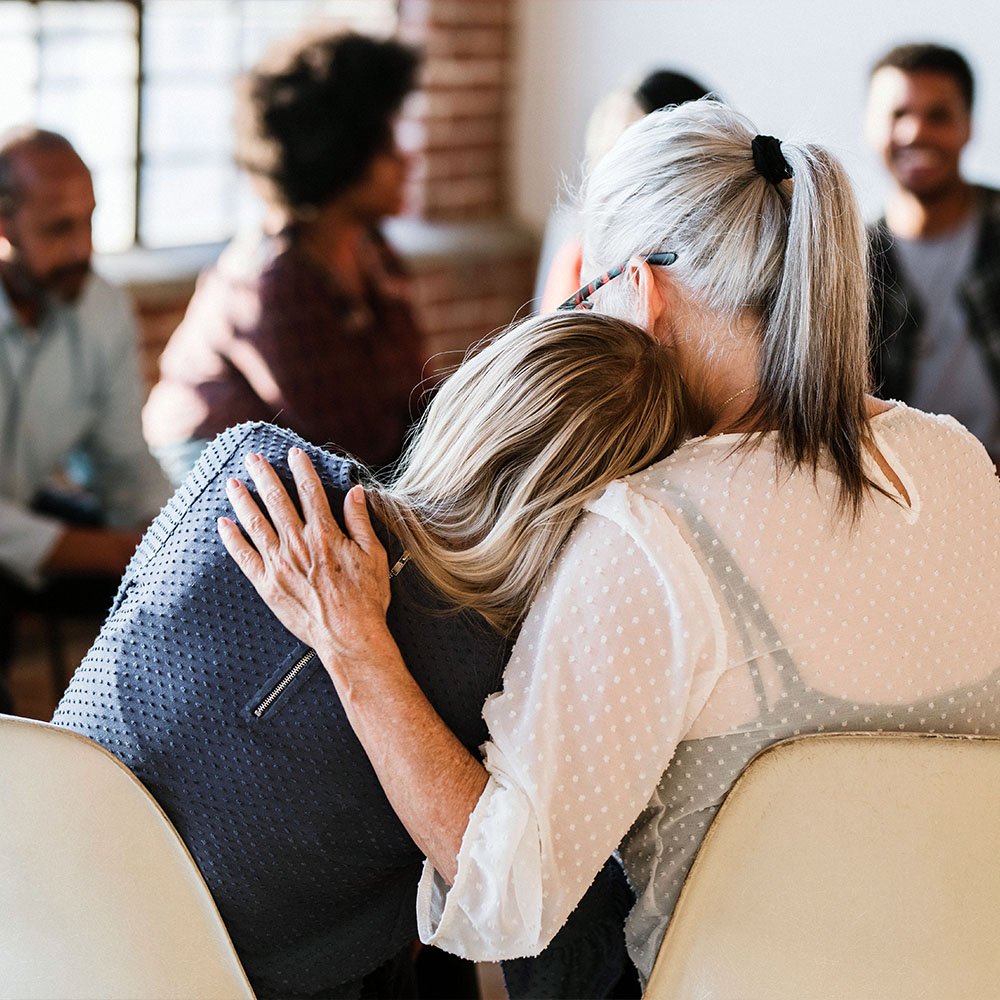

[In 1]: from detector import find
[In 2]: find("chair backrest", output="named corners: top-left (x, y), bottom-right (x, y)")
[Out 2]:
top-left (644, 731), bottom-right (1000, 1000)
top-left (0, 714), bottom-right (255, 1000)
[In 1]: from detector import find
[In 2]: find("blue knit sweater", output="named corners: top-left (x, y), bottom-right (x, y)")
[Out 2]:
top-left (54, 423), bottom-right (509, 997)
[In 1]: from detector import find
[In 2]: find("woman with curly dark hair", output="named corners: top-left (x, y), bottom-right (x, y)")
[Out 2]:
top-left (143, 31), bottom-right (425, 484)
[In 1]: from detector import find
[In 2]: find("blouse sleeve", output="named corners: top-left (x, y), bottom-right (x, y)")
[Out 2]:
top-left (416, 481), bottom-right (727, 960)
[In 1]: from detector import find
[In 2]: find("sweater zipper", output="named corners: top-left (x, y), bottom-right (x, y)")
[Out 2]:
top-left (253, 649), bottom-right (316, 718)
top-left (250, 551), bottom-right (408, 719)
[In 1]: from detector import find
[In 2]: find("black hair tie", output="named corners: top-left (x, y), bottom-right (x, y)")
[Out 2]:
top-left (751, 134), bottom-right (793, 184)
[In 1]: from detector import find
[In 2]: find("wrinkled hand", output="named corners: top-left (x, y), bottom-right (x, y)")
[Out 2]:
top-left (218, 448), bottom-right (392, 661)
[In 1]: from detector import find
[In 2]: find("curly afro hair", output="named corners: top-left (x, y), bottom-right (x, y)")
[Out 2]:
top-left (234, 31), bottom-right (419, 212)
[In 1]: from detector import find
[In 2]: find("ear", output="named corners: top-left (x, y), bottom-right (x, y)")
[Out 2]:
top-left (960, 109), bottom-right (973, 149)
top-left (627, 257), bottom-right (670, 338)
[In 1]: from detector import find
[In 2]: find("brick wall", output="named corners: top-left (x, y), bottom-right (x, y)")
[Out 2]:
top-left (398, 0), bottom-right (511, 219)
top-left (400, 220), bottom-right (536, 371)
top-left (135, 299), bottom-right (186, 388)
top-left (130, 0), bottom-right (537, 388)
top-left (412, 258), bottom-right (531, 365)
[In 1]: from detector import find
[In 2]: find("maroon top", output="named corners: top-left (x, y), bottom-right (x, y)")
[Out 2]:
top-left (143, 229), bottom-right (425, 468)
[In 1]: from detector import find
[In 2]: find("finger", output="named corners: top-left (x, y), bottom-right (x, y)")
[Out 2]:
top-left (217, 515), bottom-right (265, 585)
top-left (288, 447), bottom-right (336, 528)
top-left (344, 485), bottom-right (387, 559)
top-left (225, 476), bottom-right (279, 553)
top-left (244, 452), bottom-right (302, 537)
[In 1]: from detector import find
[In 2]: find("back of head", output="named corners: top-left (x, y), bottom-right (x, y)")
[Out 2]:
top-left (234, 30), bottom-right (419, 212)
top-left (0, 127), bottom-right (81, 215)
top-left (584, 69), bottom-right (713, 168)
top-left (870, 42), bottom-right (974, 109)
top-left (371, 311), bottom-right (688, 632)
top-left (634, 70), bottom-right (713, 114)
top-left (582, 100), bottom-right (873, 516)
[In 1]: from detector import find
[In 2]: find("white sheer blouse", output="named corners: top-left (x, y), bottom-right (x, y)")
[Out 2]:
top-left (416, 405), bottom-right (1000, 979)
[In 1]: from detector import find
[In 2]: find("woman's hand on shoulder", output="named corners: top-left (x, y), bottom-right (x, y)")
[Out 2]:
top-left (217, 447), bottom-right (393, 662)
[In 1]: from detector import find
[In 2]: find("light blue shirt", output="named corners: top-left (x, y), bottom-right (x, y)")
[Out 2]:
top-left (0, 271), bottom-right (170, 585)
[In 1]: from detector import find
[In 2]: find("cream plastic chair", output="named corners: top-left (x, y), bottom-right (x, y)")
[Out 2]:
top-left (0, 713), bottom-right (255, 1000)
top-left (644, 731), bottom-right (1000, 1000)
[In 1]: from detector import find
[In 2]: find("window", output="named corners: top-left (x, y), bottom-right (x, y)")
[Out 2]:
top-left (0, 0), bottom-right (399, 252)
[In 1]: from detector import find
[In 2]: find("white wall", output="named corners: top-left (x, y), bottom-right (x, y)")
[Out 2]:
top-left (510, 0), bottom-right (1000, 233)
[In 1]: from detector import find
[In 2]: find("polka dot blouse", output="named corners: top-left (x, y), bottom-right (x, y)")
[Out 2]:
top-left (415, 405), bottom-right (1000, 981)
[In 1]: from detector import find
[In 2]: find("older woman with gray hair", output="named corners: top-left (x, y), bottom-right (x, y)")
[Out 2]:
top-left (225, 101), bottom-right (1000, 987)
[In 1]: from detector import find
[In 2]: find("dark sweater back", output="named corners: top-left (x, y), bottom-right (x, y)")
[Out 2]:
top-left (53, 422), bottom-right (509, 997)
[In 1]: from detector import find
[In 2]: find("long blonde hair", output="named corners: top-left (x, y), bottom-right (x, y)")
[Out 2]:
top-left (369, 311), bottom-right (687, 634)
top-left (583, 100), bottom-right (875, 517)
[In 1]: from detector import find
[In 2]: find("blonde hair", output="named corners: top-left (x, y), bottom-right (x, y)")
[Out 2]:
top-left (369, 311), bottom-right (687, 634)
top-left (582, 100), bottom-right (875, 517)
top-left (584, 88), bottom-right (645, 167)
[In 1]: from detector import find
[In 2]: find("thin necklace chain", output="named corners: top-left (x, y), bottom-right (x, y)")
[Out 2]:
top-left (719, 385), bottom-right (753, 409)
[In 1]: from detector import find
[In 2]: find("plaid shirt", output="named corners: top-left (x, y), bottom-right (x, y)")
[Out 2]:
top-left (869, 185), bottom-right (1000, 403)
top-left (143, 228), bottom-right (425, 469)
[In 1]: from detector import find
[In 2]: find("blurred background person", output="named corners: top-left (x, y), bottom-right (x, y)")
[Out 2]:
top-left (867, 42), bottom-right (1000, 470)
top-left (534, 69), bottom-right (713, 312)
top-left (142, 30), bottom-right (426, 486)
top-left (0, 128), bottom-right (168, 713)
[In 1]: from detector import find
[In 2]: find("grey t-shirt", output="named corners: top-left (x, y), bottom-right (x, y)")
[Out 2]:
top-left (894, 210), bottom-right (1000, 461)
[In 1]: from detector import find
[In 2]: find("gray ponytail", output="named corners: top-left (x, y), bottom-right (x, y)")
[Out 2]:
top-left (582, 100), bottom-right (876, 517)
top-left (751, 141), bottom-right (873, 516)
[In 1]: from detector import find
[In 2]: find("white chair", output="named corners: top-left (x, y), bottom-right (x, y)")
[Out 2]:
top-left (0, 713), bottom-right (255, 1000)
top-left (644, 731), bottom-right (1000, 1000)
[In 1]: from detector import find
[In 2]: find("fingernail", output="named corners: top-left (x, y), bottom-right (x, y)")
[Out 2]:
top-left (217, 516), bottom-right (231, 529)
top-left (227, 477), bottom-right (241, 490)
top-left (245, 453), bottom-right (260, 467)
top-left (289, 447), bottom-right (303, 460)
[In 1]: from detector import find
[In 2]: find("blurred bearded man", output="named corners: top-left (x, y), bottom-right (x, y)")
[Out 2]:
top-left (0, 128), bottom-right (168, 712)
